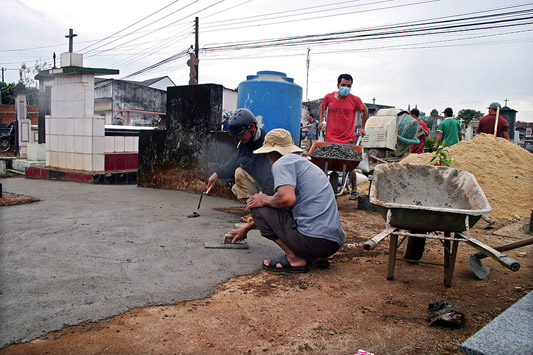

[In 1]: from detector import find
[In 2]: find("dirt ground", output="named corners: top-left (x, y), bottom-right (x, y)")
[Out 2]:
top-left (1, 191), bottom-right (532, 354)
top-left (0, 191), bottom-right (40, 206)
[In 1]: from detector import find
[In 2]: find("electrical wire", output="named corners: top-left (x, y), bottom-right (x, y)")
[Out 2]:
top-left (202, 0), bottom-right (440, 33)
top-left (202, 10), bottom-right (533, 51)
top-left (202, 0), bottom-right (378, 27)
top-left (2, 0), bottom-right (533, 84)
top-left (121, 48), bottom-right (190, 79)
top-left (78, 0), bottom-right (183, 52)
top-left (81, 0), bottom-right (200, 55)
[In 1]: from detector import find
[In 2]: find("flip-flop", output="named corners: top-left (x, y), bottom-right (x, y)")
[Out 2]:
top-left (262, 255), bottom-right (308, 273)
top-left (305, 258), bottom-right (331, 269)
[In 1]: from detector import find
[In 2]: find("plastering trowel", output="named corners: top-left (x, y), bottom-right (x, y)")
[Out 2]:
top-left (203, 233), bottom-right (249, 249)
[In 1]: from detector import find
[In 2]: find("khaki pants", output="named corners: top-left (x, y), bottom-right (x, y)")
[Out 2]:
top-left (306, 139), bottom-right (317, 152)
top-left (231, 167), bottom-right (261, 201)
top-left (303, 139), bottom-right (317, 156)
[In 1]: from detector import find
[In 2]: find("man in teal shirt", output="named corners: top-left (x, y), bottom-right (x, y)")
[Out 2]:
top-left (433, 107), bottom-right (462, 150)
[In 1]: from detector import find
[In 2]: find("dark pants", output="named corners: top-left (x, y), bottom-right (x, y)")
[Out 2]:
top-left (251, 206), bottom-right (340, 259)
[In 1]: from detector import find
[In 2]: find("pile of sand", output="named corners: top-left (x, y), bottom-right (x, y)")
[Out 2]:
top-left (401, 133), bottom-right (533, 220)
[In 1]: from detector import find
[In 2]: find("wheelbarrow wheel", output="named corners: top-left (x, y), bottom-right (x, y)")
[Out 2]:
top-left (404, 232), bottom-right (426, 261)
top-left (329, 171), bottom-right (339, 194)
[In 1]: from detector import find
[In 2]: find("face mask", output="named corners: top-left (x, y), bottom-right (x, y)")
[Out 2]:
top-left (339, 87), bottom-right (351, 97)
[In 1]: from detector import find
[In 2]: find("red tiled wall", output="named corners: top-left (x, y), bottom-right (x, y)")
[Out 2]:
top-left (0, 104), bottom-right (15, 124)
top-left (28, 105), bottom-right (39, 125)
top-left (0, 104), bottom-right (39, 125)
top-left (105, 153), bottom-right (138, 171)
top-left (25, 167), bottom-right (49, 179)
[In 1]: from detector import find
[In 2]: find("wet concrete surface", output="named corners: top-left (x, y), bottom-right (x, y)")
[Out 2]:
top-left (0, 177), bottom-right (277, 347)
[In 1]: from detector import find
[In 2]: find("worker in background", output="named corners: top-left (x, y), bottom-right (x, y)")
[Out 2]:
top-left (113, 113), bottom-right (124, 126)
top-left (409, 108), bottom-right (429, 154)
top-left (207, 109), bottom-right (274, 221)
top-left (304, 112), bottom-right (319, 155)
top-left (433, 107), bottom-right (462, 150)
top-left (476, 102), bottom-right (510, 140)
top-left (228, 129), bottom-right (345, 273)
top-left (319, 73), bottom-right (369, 201)
top-left (221, 111), bottom-right (230, 132)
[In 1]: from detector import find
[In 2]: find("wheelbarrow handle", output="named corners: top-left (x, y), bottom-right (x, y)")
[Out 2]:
top-left (363, 227), bottom-right (398, 251)
top-left (473, 236), bottom-right (533, 260)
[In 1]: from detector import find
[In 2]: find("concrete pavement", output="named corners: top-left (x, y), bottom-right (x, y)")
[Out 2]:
top-left (0, 177), bottom-right (277, 347)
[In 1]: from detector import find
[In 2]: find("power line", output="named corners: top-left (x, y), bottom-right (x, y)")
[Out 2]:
top-left (202, 0), bottom-right (440, 33)
top-left (81, 0), bottom-right (200, 55)
top-left (202, 0), bottom-right (369, 26)
top-left (78, 0), bottom-right (183, 52)
top-left (202, 9), bottom-right (533, 51)
top-left (200, 29), bottom-right (533, 61)
top-left (121, 48), bottom-right (190, 79)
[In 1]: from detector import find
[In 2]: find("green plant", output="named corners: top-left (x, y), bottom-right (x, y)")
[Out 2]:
top-left (429, 144), bottom-right (453, 167)
top-left (425, 137), bottom-right (435, 148)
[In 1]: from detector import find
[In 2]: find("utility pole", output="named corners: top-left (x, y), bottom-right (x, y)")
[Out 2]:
top-left (0, 67), bottom-right (3, 104)
top-left (305, 48), bottom-right (310, 102)
top-left (195, 17), bottom-right (199, 84)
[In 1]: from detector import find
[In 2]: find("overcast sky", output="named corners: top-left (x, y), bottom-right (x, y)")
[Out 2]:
top-left (1, 0), bottom-right (532, 122)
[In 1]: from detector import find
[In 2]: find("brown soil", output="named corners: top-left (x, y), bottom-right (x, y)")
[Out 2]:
top-left (0, 192), bottom-right (40, 206)
top-left (139, 167), bottom-right (236, 200)
top-left (2, 193), bottom-right (532, 355)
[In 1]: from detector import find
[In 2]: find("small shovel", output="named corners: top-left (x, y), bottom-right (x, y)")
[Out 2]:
top-left (197, 185), bottom-right (213, 210)
top-left (468, 236), bottom-right (533, 279)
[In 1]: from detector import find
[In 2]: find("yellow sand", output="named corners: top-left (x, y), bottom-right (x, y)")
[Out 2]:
top-left (401, 133), bottom-right (533, 220)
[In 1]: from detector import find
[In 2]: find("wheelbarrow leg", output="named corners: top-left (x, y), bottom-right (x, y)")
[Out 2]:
top-left (335, 163), bottom-right (348, 197)
top-left (387, 233), bottom-right (398, 280)
top-left (443, 232), bottom-right (460, 287)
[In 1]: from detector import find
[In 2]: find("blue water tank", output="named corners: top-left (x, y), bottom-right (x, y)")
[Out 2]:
top-left (237, 71), bottom-right (303, 145)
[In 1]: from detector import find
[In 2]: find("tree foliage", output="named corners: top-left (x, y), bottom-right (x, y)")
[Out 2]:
top-left (457, 109), bottom-right (483, 126)
top-left (1, 82), bottom-right (16, 105)
top-left (430, 108), bottom-right (439, 117)
top-left (20, 60), bottom-right (48, 88)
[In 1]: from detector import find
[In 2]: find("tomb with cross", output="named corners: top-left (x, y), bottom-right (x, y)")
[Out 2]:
top-left (34, 28), bottom-right (119, 174)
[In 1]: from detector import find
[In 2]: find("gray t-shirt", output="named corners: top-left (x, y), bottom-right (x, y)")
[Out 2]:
top-left (272, 154), bottom-right (345, 246)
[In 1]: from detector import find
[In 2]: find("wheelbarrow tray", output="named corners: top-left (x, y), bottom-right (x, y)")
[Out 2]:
top-left (309, 142), bottom-right (363, 172)
top-left (369, 163), bottom-right (492, 232)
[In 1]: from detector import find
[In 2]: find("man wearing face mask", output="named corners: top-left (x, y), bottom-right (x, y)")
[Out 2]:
top-left (318, 74), bottom-right (369, 200)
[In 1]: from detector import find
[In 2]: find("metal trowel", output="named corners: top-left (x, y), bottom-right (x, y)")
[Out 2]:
top-left (203, 233), bottom-right (249, 249)
top-left (197, 185), bottom-right (213, 210)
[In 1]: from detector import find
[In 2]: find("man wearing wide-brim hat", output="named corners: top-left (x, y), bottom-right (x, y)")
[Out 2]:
top-left (227, 129), bottom-right (345, 273)
top-left (476, 102), bottom-right (510, 140)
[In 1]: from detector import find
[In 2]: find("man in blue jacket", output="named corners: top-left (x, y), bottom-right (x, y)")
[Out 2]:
top-left (207, 108), bottom-right (274, 201)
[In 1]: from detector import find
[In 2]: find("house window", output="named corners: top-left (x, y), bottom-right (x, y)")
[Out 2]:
top-left (527, 128), bottom-right (532, 137)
